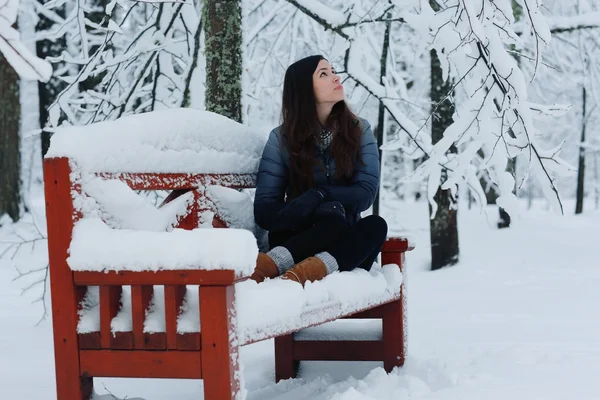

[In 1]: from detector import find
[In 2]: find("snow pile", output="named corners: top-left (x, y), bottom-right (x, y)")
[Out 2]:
top-left (75, 263), bottom-right (403, 338)
top-left (78, 286), bottom-right (100, 334)
top-left (46, 109), bottom-right (267, 174)
top-left (236, 264), bottom-right (402, 344)
top-left (111, 287), bottom-right (133, 333)
top-left (78, 176), bottom-right (193, 231)
top-left (68, 218), bottom-right (258, 276)
top-left (206, 185), bottom-right (269, 251)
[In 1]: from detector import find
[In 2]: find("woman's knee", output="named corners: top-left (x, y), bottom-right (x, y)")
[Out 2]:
top-left (360, 215), bottom-right (388, 242)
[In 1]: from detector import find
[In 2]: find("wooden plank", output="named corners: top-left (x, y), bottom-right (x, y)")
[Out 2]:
top-left (44, 158), bottom-right (93, 400)
top-left (111, 332), bottom-right (133, 349)
top-left (275, 334), bottom-right (298, 382)
top-left (74, 269), bottom-right (241, 286)
top-left (99, 286), bottom-right (122, 349)
top-left (79, 350), bottom-right (202, 379)
top-left (382, 298), bottom-right (405, 371)
top-left (382, 237), bottom-right (411, 253)
top-left (165, 285), bottom-right (186, 349)
top-left (95, 172), bottom-right (256, 191)
top-left (78, 332), bottom-right (100, 350)
top-left (343, 307), bottom-right (385, 319)
top-left (199, 285), bottom-right (240, 400)
top-left (177, 333), bottom-right (201, 351)
top-left (293, 340), bottom-right (384, 361)
top-left (131, 285), bottom-right (153, 349)
top-left (144, 332), bottom-right (167, 350)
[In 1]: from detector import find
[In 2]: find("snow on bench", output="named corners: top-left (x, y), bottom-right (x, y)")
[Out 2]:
top-left (46, 108), bottom-right (267, 174)
top-left (68, 218), bottom-right (258, 275)
top-left (77, 261), bottom-right (403, 345)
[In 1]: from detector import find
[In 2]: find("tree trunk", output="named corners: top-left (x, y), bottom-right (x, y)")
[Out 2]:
top-left (429, 48), bottom-right (459, 270)
top-left (575, 86), bottom-right (586, 214)
top-left (37, 0), bottom-right (66, 156)
top-left (0, 54), bottom-right (21, 222)
top-left (203, 0), bottom-right (242, 123)
top-left (373, 18), bottom-right (391, 216)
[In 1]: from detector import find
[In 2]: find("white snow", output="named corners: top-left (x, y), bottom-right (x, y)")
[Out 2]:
top-left (73, 261), bottom-right (403, 340)
top-left (0, 0), bottom-right (53, 81)
top-left (2, 199), bottom-right (600, 399)
top-left (80, 176), bottom-right (193, 231)
top-left (292, 0), bottom-right (346, 27)
top-left (68, 218), bottom-right (258, 276)
top-left (45, 109), bottom-right (267, 174)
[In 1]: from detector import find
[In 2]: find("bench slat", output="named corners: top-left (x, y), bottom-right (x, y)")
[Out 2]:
top-left (95, 172), bottom-right (256, 191)
top-left (100, 286), bottom-right (121, 349)
top-left (165, 285), bottom-right (186, 349)
top-left (74, 270), bottom-right (241, 286)
top-left (131, 285), bottom-right (153, 349)
top-left (80, 350), bottom-right (202, 379)
top-left (293, 340), bottom-right (384, 361)
top-left (177, 332), bottom-right (202, 351)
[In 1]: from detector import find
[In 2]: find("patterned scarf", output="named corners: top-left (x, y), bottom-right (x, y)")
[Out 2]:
top-left (316, 128), bottom-right (333, 151)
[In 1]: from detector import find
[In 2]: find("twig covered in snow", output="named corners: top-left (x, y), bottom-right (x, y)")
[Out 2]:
top-left (40, 0), bottom-right (203, 127)
top-left (284, 0), bottom-right (573, 215)
top-left (0, 0), bottom-right (52, 80)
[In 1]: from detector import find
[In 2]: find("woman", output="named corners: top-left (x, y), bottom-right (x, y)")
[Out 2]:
top-left (251, 55), bottom-right (387, 286)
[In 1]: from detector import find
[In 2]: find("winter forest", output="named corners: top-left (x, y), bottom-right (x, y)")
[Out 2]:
top-left (1, 0), bottom-right (599, 399)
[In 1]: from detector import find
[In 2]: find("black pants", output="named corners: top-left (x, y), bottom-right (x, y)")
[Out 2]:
top-left (268, 215), bottom-right (388, 272)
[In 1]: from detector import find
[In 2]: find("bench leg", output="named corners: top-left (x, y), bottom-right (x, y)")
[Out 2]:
top-left (199, 286), bottom-right (241, 400)
top-left (382, 294), bottom-right (405, 372)
top-left (45, 159), bottom-right (94, 399)
top-left (275, 334), bottom-right (299, 382)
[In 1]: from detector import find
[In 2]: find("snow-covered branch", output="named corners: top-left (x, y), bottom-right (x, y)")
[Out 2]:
top-left (0, 0), bottom-right (52, 81)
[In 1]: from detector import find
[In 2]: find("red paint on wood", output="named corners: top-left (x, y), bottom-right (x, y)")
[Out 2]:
top-left (199, 285), bottom-right (240, 400)
top-left (79, 350), bottom-right (202, 379)
top-left (175, 190), bottom-right (200, 229)
top-left (100, 286), bottom-right (122, 349)
top-left (165, 285), bottom-right (186, 349)
top-left (275, 334), bottom-right (298, 382)
top-left (144, 332), bottom-right (166, 350)
top-left (343, 308), bottom-right (385, 319)
top-left (95, 172), bottom-right (256, 191)
top-left (382, 237), bottom-right (411, 253)
top-left (177, 333), bottom-right (201, 351)
top-left (293, 340), bottom-right (384, 361)
top-left (44, 158), bottom-right (93, 399)
top-left (73, 270), bottom-right (239, 286)
top-left (111, 332), bottom-right (133, 349)
top-left (131, 285), bottom-right (153, 349)
top-left (78, 332), bottom-right (100, 350)
top-left (382, 299), bottom-right (405, 371)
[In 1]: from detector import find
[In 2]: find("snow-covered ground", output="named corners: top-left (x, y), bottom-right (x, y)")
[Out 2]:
top-left (1, 196), bottom-right (599, 399)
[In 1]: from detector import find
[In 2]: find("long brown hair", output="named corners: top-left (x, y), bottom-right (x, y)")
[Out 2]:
top-left (281, 55), bottom-right (362, 198)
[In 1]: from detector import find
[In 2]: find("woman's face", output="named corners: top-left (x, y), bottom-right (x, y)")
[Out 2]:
top-left (313, 59), bottom-right (344, 105)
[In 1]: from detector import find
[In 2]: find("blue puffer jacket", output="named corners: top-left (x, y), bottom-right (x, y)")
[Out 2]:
top-left (254, 119), bottom-right (380, 231)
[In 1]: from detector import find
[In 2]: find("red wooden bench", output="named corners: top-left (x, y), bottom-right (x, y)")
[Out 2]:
top-left (44, 156), bottom-right (411, 400)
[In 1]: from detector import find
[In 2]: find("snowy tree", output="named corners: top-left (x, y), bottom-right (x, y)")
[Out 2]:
top-left (40, 0), bottom-right (203, 127)
top-left (0, 0), bottom-right (52, 222)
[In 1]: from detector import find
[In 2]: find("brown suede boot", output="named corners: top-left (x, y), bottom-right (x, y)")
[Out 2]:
top-left (281, 257), bottom-right (328, 286)
top-left (250, 253), bottom-right (279, 283)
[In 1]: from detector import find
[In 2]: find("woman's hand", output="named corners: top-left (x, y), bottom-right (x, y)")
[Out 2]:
top-left (312, 200), bottom-right (346, 222)
top-left (275, 188), bottom-right (325, 230)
